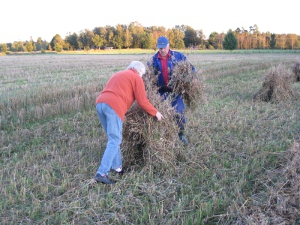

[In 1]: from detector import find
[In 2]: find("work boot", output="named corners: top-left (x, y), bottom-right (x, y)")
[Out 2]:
top-left (179, 132), bottom-right (188, 146)
top-left (94, 174), bottom-right (115, 184)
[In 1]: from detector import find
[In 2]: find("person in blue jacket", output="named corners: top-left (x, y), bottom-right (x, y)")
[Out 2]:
top-left (149, 36), bottom-right (196, 146)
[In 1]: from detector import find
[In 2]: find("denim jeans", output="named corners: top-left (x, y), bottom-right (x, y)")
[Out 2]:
top-left (160, 92), bottom-right (186, 130)
top-left (96, 103), bottom-right (123, 176)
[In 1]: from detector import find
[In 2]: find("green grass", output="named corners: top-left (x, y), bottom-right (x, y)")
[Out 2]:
top-left (3, 48), bottom-right (299, 56)
top-left (57, 48), bottom-right (300, 55)
top-left (0, 52), bottom-right (300, 224)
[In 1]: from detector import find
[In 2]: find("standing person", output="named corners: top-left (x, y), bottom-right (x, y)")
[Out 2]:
top-left (94, 61), bottom-right (164, 185)
top-left (149, 36), bottom-right (196, 146)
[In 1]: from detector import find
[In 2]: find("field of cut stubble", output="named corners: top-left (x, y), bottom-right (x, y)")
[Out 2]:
top-left (1, 52), bottom-right (300, 224)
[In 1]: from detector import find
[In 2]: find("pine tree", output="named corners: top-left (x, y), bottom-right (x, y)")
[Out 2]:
top-left (222, 30), bottom-right (238, 51)
top-left (270, 33), bottom-right (276, 49)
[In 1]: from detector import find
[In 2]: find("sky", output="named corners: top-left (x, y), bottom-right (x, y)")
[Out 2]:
top-left (0, 0), bottom-right (298, 43)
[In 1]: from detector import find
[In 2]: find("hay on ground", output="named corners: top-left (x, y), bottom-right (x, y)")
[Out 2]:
top-left (121, 61), bottom-right (205, 170)
top-left (235, 140), bottom-right (300, 224)
top-left (121, 71), bottom-right (181, 170)
top-left (253, 64), bottom-right (297, 103)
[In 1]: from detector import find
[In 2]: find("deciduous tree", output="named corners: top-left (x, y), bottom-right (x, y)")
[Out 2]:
top-left (50, 34), bottom-right (65, 51)
top-left (26, 41), bottom-right (33, 52)
top-left (0, 44), bottom-right (7, 52)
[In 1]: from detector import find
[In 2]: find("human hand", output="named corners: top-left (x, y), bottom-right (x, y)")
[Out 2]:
top-left (155, 112), bottom-right (163, 121)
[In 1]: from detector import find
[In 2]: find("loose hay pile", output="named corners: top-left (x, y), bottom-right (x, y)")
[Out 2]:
top-left (253, 64), bottom-right (297, 103)
top-left (121, 61), bottom-right (205, 170)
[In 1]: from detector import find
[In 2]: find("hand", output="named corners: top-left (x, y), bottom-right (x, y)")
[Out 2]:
top-left (155, 112), bottom-right (163, 121)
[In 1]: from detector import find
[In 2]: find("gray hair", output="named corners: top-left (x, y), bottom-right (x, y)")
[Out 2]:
top-left (127, 61), bottom-right (146, 77)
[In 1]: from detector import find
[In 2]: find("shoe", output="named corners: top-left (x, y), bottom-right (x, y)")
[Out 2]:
top-left (179, 133), bottom-right (188, 146)
top-left (94, 173), bottom-right (115, 184)
top-left (114, 168), bottom-right (124, 175)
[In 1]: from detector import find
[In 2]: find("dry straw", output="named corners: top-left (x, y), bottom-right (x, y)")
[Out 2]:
top-left (121, 61), bottom-right (204, 171)
top-left (169, 60), bottom-right (205, 111)
top-left (122, 70), bottom-right (179, 170)
top-left (236, 140), bottom-right (300, 224)
top-left (253, 64), bottom-right (298, 103)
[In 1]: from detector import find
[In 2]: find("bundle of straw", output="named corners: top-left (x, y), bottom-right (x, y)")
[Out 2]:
top-left (121, 70), bottom-right (181, 169)
top-left (168, 60), bottom-right (205, 111)
top-left (253, 64), bottom-right (297, 103)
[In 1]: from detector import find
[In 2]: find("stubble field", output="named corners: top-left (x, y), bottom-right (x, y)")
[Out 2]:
top-left (0, 52), bottom-right (300, 224)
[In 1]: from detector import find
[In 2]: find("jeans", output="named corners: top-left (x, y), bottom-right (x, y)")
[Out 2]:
top-left (160, 92), bottom-right (186, 130)
top-left (96, 103), bottom-right (123, 176)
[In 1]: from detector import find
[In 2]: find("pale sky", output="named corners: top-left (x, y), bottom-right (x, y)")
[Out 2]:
top-left (0, 0), bottom-right (298, 43)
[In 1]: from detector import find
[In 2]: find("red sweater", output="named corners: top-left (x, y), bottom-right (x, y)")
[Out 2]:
top-left (95, 69), bottom-right (158, 121)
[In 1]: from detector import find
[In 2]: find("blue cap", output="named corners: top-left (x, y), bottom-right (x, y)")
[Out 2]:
top-left (156, 36), bottom-right (169, 48)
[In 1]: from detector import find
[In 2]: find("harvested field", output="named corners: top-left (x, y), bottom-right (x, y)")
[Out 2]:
top-left (0, 52), bottom-right (300, 224)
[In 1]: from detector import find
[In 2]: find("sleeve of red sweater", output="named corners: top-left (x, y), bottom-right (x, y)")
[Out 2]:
top-left (134, 76), bottom-right (158, 117)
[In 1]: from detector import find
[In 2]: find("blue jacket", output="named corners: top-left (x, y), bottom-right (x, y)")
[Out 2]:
top-left (149, 50), bottom-right (196, 114)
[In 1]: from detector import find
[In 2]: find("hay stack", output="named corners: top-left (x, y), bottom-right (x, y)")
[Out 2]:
top-left (122, 61), bottom-right (204, 169)
top-left (121, 71), bottom-right (180, 169)
top-left (292, 61), bottom-right (300, 82)
top-left (253, 64), bottom-right (297, 103)
top-left (169, 60), bottom-right (205, 110)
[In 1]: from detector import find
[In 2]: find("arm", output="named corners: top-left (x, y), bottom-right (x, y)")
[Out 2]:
top-left (134, 76), bottom-right (163, 120)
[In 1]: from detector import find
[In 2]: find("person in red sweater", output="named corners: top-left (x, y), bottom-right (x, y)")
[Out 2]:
top-left (94, 61), bottom-right (164, 184)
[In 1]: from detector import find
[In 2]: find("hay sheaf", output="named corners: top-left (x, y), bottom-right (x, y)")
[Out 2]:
top-left (122, 62), bottom-right (205, 170)
top-left (121, 72), bottom-right (181, 169)
top-left (253, 64), bottom-right (297, 103)
top-left (236, 140), bottom-right (300, 224)
top-left (169, 60), bottom-right (205, 110)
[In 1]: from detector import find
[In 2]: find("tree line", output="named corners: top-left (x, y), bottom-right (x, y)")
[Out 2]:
top-left (1, 22), bottom-right (299, 53)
